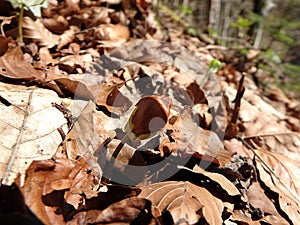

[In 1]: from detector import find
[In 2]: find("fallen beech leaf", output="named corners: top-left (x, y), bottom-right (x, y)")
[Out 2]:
top-left (161, 107), bottom-right (231, 165)
top-left (191, 165), bottom-right (241, 198)
top-left (62, 101), bottom-right (115, 177)
top-left (99, 139), bottom-right (147, 185)
top-left (57, 26), bottom-right (78, 50)
top-left (86, 197), bottom-right (153, 224)
top-left (243, 132), bottom-right (300, 162)
top-left (247, 182), bottom-right (289, 224)
top-left (225, 138), bottom-right (300, 224)
top-left (59, 54), bottom-right (93, 73)
top-left (0, 82), bottom-right (68, 185)
top-left (22, 17), bottom-right (59, 48)
top-left (95, 80), bottom-right (132, 115)
top-left (41, 15), bottom-right (69, 33)
top-left (0, 45), bottom-right (45, 82)
top-left (17, 158), bottom-right (102, 225)
top-left (139, 181), bottom-right (223, 224)
top-left (0, 35), bottom-right (12, 56)
top-left (254, 150), bottom-right (300, 224)
top-left (227, 210), bottom-right (261, 225)
top-left (98, 24), bottom-right (130, 42)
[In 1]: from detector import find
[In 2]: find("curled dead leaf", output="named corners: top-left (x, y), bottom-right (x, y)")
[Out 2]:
top-left (86, 197), bottom-right (154, 224)
top-left (0, 45), bottom-right (45, 81)
top-left (57, 26), bottom-right (78, 50)
top-left (125, 95), bottom-right (172, 140)
top-left (97, 24), bottom-right (130, 42)
top-left (22, 17), bottom-right (60, 48)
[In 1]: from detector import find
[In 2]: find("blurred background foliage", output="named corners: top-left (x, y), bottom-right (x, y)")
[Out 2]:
top-left (155, 0), bottom-right (300, 96)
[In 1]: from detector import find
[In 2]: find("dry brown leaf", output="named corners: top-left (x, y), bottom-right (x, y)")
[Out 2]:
top-left (225, 84), bottom-right (300, 161)
top-left (192, 165), bottom-right (241, 198)
top-left (97, 24), bottom-right (130, 42)
top-left (57, 26), bottom-right (78, 50)
top-left (0, 82), bottom-right (68, 186)
top-left (161, 107), bottom-right (231, 165)
top-left (85, 197), bottom-right (153, 224)
top-left (61, 101), bottom-right (115, 176)
top-left (95, 79), bottom-right (132, 115)
top-left (247, 182), bottom-right (289, 224)
top-left (225, 139), bottom-right (300, 224)
top-left (0, 35), bottom-right (12, 56)
top-left (139, 181), bottom-right (224, 224)
top-left (254, 150), bottom-right (300, 224)
top-left (99, 139), bottom-right (147, 185)
top-left (47, 73), bottom-right (96, 100)
top-left (39, 47), bottom-right (58, 64)
top-left (18, 157), bottom-right (143, 225)
top-left (17, 158), bottom-right (101, 225)
top-left (227, 210), bottom-right (261, 225)
top-left (243, 132), bottom-right (300, 162)
top-left (59, 54), bottom-right (93, 73)
top-left (22, 17), bottom-right (60, 48)
top-left (0, 45), bottom-right (45, 81)
top-left (41, 15), bottom-right (69, 33)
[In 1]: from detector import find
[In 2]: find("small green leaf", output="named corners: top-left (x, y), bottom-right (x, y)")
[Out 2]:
top-left (187, 28), bottom-right (197, 36)
top-left (209, 59), bottom-right (222, 73)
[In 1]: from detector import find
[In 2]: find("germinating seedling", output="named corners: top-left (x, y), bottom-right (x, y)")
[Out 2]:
top-left (7, 0), bottom-right (47, 42)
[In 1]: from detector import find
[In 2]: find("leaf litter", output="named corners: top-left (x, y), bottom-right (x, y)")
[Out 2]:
top-left (0, 0), bottom-right (300, 224)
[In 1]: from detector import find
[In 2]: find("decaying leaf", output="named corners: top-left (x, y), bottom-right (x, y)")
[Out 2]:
top-left (0, 45), bottom-right (45, 82)
top-left (95, 79), bottom-right (132, 115)
top-left (191, 165), bottom-right (241, 198)
top-left (97, 24), bottom-right (130, 42)
top-left (0, 35), bottom-right (12, 56)
top-left (57, 26), bottom-right (78, 50)
top-left (247, 182), bottom-right (289, 224)
top-left (99, 138), bottom-right (147, 185)
top-left (244, 132), bottom-right (300, 162)
top-left (254, 150), bottom-right (300, 224)
top-left (22, 17), bottom-right (60, 48)
top-left (85, 197), bottom-right (154, 224)
top-left (139, 181), bottom-right (223, 224)
top-left (0, 82), bottom-right (68, 185)
top-left (59, 101), bottom-right (115, 177)
top-left (160, 107), bottom-right (231, 165)
top-left (18, 157), bottom-right (142, 225)
top-left (225, 138), bottom-right (300, 224)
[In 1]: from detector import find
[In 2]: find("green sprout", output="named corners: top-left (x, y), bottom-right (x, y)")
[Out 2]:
top-left (7, 0), bottom-right (47, 42)
top-left (208, 59), bottom-right (222, 73)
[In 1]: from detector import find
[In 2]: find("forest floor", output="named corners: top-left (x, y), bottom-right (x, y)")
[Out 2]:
top-left (0, 1), bottom-right (300, 224)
